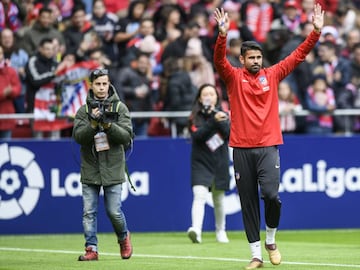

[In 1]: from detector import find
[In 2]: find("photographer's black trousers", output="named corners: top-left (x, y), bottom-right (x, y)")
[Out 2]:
top-left (233, 146), bottom-right (282, 244)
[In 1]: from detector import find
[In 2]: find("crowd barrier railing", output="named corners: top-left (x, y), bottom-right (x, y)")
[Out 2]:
top-left (1, 109), bottom-right (360, 137)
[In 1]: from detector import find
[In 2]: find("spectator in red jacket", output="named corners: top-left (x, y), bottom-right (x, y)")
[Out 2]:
top-left (0, 0), bottom-right (23, 32)
top-left (213, 3), bottom-right (324, 269)
top-left (0, 44), bottom-right (21, 139)
top-left (240, 0), bottom-right (279, 45)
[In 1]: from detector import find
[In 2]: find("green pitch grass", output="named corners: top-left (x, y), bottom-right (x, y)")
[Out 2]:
top-left (0, 229), bottom-right (359, 270)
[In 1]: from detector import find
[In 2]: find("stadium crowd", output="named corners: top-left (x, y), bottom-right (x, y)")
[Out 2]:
top-left (1, 0), bottom-right (360, 139)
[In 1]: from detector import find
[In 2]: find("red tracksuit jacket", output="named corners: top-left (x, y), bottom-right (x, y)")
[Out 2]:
top-left (214, 30), bottom-right (320, 148)
top-left (0, 65), bottom-right (21, 131)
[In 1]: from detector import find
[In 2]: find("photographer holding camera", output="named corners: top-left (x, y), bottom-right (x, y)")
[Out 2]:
top-left (73, 68), bottom-right (134, 261)
top-left (186, 84), bottom-right (231, 244)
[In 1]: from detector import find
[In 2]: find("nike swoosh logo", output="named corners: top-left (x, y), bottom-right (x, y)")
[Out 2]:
top-left (275, 165), bottom-right (280, 169)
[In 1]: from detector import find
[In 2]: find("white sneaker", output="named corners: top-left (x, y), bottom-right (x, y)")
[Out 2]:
top-left (187, 227), bottom-right (202, 243)
top-left (216, 230), bottom-right (229, 243)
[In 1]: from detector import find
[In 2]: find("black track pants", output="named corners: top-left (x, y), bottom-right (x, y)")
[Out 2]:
top-left (233, 146), bottom-right (282, 243)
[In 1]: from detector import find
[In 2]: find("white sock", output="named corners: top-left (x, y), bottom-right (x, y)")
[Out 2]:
top-left (265, 225), bottom-right (277, 245)
top-left (212, 189), bottom-right (225, 232)
top-left (191, 185), bottom-right (208, 231)
top-left (250, 241), bottom-right (262, 260)
top-left (88, 245), bottom-right (97, 252)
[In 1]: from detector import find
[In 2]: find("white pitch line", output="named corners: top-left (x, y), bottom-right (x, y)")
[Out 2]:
top-left (1, 247), bottom-right (359, 268)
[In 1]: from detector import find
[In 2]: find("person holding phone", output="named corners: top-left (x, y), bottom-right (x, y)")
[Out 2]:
top-left (187, 83), bottom-right (231, 244)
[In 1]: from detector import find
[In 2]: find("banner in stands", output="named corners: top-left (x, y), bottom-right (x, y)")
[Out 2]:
top-left (0, 136), bottom-right (359, 234)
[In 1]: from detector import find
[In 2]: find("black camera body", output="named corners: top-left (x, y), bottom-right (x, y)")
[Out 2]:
top-left (201, 104), bottom-right (219, 116)
top-left (89, 100), bottom-right (119, 123)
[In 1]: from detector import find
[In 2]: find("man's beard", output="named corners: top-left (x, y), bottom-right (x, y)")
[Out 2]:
top-left (249, 65), bottom-right (261, 74)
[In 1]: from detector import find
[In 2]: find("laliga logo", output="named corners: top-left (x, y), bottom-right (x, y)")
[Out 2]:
top-left (205, 147), bottom-right (241, 215)
top-left (0, 143), bottom-right (44, 220)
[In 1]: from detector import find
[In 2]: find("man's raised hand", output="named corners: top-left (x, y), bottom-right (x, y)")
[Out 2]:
top-left (312, 3), bottom-right (325, 33)
top-left (214, 8), bottom-right (230, 36)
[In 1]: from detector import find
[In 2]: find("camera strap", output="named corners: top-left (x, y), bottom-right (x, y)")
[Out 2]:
top-left (113, 101), bottom-right (121, 113)
top-left (125, 164), bottom-right (136, 191)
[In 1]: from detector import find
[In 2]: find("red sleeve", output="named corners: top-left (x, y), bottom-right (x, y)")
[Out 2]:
top-left (213, 34), bottom-right (237, 94)
top-left (8, 67), bottom-right (21, 98)
top-left (271, 30), bottom-right (321, 81)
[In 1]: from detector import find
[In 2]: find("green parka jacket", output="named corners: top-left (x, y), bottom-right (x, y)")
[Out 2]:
top-left (73, 85), bottom-right (133, 186)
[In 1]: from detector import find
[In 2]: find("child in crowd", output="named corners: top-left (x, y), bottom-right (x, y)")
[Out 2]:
top-left (278, 80), bottom-right (302, 133)
top-left (305, 74), bottom-right (336, 134)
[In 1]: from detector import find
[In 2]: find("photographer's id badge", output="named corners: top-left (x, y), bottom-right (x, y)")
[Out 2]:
top-left (94, 132), bottom-right (110, 152)
top-left (206, 133), bottom-right (224, 152)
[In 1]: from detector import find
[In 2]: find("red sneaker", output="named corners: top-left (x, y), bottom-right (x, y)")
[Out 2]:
top-left (78, 246), bottom-right (98, 261)
top-left (119, 231), bottom-right (133, 259)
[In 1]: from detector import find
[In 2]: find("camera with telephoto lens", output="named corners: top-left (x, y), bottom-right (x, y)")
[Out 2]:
top-left (89, 100), bottom-right (119, 123)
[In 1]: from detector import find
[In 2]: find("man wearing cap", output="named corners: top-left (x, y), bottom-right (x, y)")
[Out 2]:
top-left (282, 0), bottom-right (302, 35)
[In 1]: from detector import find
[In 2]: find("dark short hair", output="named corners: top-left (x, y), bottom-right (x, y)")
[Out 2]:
top-left (39, 7), bottom-right (52, 15)
top-left (89, 68), bottom-right (109, 82)
top-left (241, 41), bottom-right (263, 56)
top-left (39, 37), bottom-right (54, 47)
top-left (186, 21), bottom-right (200, 29)
top-left (319, 40), bottom-right (336, 50)
top-left (312, 73), bottom-right (327, 84)
top-left (229, 38), bottom-right (242, 47)
top-left (71, 3), bottom-right (86, 17)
